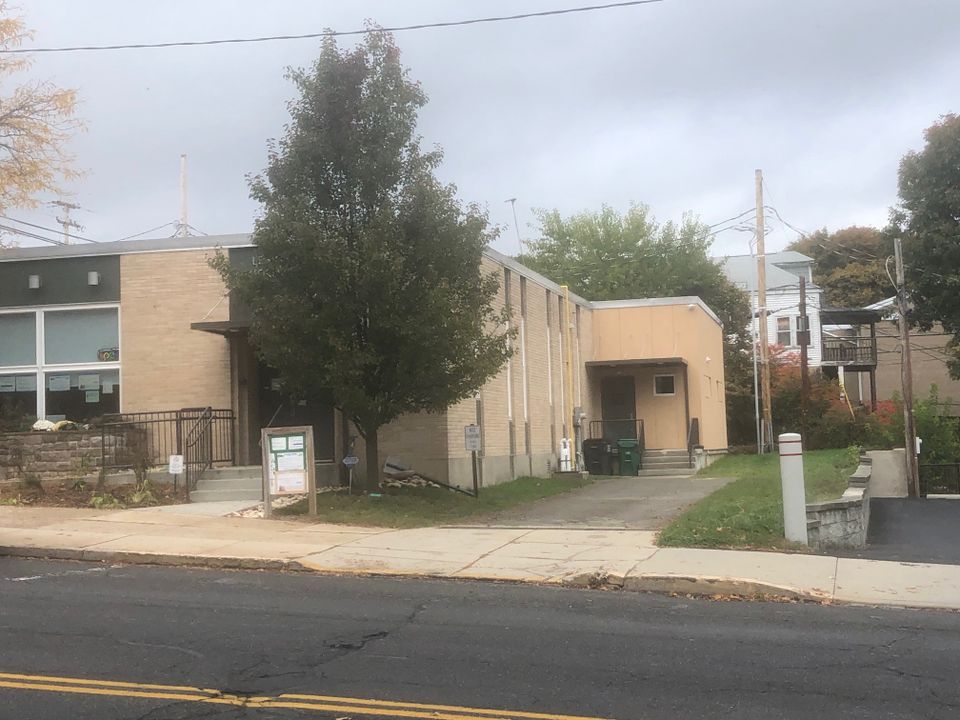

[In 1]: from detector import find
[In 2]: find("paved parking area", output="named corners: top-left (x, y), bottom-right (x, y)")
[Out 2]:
top-left (835, 498), bottom-right (960, 565)
top-left (484, 474), bottom-right (730, 529)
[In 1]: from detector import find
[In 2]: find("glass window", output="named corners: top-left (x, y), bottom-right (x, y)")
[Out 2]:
top-left (0, 373), bottom-right (38, 430)
top-left (44, 369), bottom-right (119, 422)
top-left (0, 313), bottom-right (36, 367)
top-left (654, 375), bottom-right (676, 396)
top-left (777, 317), bottom-right (792, 346)
top-left (44, 308), bottom-right (119, 365)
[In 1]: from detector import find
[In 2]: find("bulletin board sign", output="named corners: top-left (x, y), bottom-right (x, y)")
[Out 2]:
top-left (260, 425), bottom-right (317, 518)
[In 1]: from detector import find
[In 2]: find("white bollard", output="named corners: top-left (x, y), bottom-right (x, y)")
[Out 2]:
top-left (778, 432), bottom-right (808, 545)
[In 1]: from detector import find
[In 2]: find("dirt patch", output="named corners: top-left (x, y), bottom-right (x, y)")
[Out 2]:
top-left (0, 479), bottom-right (187, 509)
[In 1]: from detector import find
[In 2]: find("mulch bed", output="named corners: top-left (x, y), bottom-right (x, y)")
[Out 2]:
top-left (0, 480), bottom-right (187, 508)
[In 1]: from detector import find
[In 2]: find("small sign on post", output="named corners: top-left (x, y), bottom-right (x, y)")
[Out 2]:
top-left (465, 424), bottom-right (482, 498)
top-left (778, 432), bottom-right (808, 545)
top-left (343, 454), bottom-right (359, 493)
top-left (260, 426), bottom-right (317, 519)
top-left (168, 454), bottom-right (184, 492)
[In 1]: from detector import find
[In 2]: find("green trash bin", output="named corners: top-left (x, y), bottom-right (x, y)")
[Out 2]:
top-left (617, 438), bottom-right (640, 476)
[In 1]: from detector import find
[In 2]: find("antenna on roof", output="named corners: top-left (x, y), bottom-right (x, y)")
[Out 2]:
top-left (176, 153), bottom-right (189, 238)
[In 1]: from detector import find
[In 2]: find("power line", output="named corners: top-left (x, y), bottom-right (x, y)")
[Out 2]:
top-left (0, 223), bottom-right (66, 246)
top-left (707, 207), bottom-right (756, 230)
top-left (1, 1), bottom-right (665, 55)
top-left (0, 214), bottom-right (99, 243)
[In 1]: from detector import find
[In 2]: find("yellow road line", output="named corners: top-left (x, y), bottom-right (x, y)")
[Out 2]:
top-left (0, 670), bottom-right (614, 720)
top-left (280, 692), bottom-right (612, 720)
top-left (0, 671), bottom-right (214, 694)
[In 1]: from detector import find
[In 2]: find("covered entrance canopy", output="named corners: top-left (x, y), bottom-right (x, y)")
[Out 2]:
top-left (586, 358), bottom-right (690, 450)
top-left (190, 320), bottom-right (336, 468)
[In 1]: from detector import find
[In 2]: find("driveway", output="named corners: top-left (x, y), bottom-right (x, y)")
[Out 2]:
top-left (484, 474), bottom-right (730, 529)
top-left (835, 498), bottom-right (960, 565)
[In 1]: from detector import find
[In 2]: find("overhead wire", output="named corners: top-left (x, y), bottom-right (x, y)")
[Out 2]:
top-left (0, 214), bottom-right (99, 243)
top-left (0, 223), bottom-right (66, 246)
top-left (0, 0), bottom-right (665, 54)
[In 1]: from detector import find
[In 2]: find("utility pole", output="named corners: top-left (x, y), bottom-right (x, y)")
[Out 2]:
top-left (894, 238), bottom-right (920, 497)
top-left (179, 153), bottom-right (189, 238)
top-left (798, 276), bottom-right (810, 424)
top-left (755, 169), bottom-right (773, 452)
top-left (51, 200), bottom-right (82, 245)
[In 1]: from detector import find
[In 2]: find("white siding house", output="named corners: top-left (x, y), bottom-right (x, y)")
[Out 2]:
top-left (719, 251), bottom-right (824, 367)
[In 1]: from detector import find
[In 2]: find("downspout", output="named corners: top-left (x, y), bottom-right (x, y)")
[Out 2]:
top-left (683, 363), bottom-right (691, 451)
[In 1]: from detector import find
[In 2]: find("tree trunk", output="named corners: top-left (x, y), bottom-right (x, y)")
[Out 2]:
top-left (362, 426), bottom-right (381, 494)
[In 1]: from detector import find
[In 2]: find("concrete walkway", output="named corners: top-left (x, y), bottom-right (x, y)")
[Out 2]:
top-left (2, 506), bottom-right (960, 610)
top-left (487, 474), bottom-right (730, 528)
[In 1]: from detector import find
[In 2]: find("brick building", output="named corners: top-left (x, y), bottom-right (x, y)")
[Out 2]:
top-left (0, 235), bottom-right (728, 487)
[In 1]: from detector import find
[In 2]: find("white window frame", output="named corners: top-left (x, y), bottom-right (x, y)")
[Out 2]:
top-left (653, 374), bottom-right (676, 397)
top-left (776, 316), bottom-right (793, 347)
top-left (0, 302), bottom-right (122, 420)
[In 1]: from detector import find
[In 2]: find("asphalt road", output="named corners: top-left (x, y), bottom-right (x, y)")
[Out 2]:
top-left (487, 474), bottom-right (730, 528)
top-left (835, 498), bottom-right (960, 565)
top-left (2, 559), bottom-right (960, 719)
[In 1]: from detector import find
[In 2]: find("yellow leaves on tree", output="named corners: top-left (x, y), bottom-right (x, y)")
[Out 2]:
top-left (0, 4), bottom-right (82, 218)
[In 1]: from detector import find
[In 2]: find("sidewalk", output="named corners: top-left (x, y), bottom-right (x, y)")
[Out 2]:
top-left (2, 505), bottom-right (959, 611)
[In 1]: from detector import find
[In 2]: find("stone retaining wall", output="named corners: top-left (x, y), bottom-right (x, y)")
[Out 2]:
top-left (806, 456), bottom-right (872, 549)
top-left (0, 430), bottom-right (116, 483)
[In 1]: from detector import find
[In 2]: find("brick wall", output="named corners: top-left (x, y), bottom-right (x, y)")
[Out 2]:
top-left (120, 250), bottom-right (231, 412)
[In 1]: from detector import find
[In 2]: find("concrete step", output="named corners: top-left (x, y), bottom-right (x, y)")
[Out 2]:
top-left (635, 468), bottom-right (695, 477)
top-left (643, 449), bottom-right (690, 458)
top-left (202, 465), bottom-right (262, 481)
top-left (642, 455), bottom-right (692, 464)
top-left (194, 476), bottom-right (262, 490)
top-left (190, 466), bottom-right (265, 503)
top-left (189, 487), bottom-right (263, 503)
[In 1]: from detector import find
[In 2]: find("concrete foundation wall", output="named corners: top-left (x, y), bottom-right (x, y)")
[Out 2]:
top-left (807, 458), bottom-right (872, 549)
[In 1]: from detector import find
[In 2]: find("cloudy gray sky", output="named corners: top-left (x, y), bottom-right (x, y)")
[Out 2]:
top-left (11, 0), bottom-right (960, 257)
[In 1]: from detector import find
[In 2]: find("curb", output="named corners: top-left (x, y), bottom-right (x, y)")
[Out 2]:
top-left (0, 546), bottom-right (310, 573)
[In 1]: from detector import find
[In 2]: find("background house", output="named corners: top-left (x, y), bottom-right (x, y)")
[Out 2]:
top-left (719, 250), bottom-right (824, 365)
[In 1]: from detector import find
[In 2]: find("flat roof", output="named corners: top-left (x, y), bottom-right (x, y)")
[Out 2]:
top-left (0, 233), bottom-right (254, 262)
top-left (1, 233), bottom-right (720, 325)
top-left (591, 296), bottom-right (722, 327)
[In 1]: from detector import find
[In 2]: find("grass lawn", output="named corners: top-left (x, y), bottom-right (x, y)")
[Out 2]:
top-left (274, 474), bottom-right (594, 528)
top-left (657, 447), bottom-right (859, 550)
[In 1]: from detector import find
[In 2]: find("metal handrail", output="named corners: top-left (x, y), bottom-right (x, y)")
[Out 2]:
top-left (687, 417), bottom-right (701, 469)
top-left (184, 407), bottom-right (215, 492)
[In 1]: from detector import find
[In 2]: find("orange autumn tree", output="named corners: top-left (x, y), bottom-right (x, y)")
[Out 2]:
top-left (0, 4), bottom-right (81, 246)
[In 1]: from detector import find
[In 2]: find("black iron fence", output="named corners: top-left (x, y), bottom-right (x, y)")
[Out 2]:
top-left (919, 463), bottom-right (960, 496)
top-left (99, 408), bottom-right (235, 487)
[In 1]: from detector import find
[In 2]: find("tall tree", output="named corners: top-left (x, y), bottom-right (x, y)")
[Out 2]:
top-left (896, 114), bottom-right (960, 378)
top-left (0, 4), bottom-right (81, 243)
top-left (215, 32), bottom-right (511, 492)
top-left (522, 204), bottom-right (753, 441)
top-left (787, 226), bottom-right (894, 308)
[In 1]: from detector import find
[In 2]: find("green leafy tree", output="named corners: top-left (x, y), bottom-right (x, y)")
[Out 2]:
top-left (895, 113), bottom-right (960, 378)
top-left (215, 31), bottom-right (511, 492)
top-left (787, 226), bottom-right (894, 308)
top-left (522, 204), bottom-right (753, 442)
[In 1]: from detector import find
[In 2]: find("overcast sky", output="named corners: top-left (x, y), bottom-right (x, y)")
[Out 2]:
top-left (10, 0), bottom-right (960, 257)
